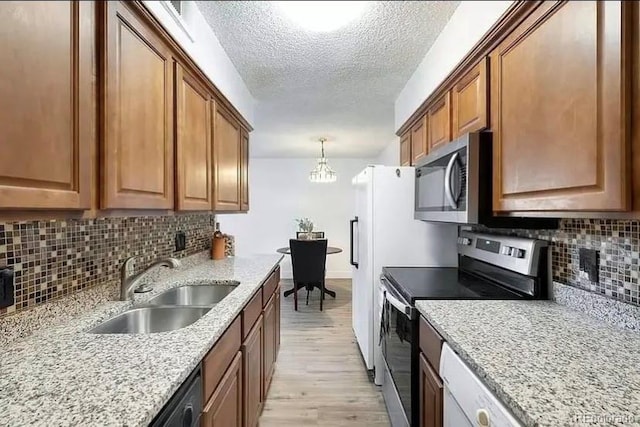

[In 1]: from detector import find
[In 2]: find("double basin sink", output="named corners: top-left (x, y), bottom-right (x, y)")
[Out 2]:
top-left (90, 282), bottom-right (239, 334)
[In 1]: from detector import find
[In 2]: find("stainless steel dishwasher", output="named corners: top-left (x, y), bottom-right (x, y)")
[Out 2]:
top-left (150, 365), bottom-right (202, 427)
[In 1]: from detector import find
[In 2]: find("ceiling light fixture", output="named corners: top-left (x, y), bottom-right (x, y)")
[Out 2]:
top-left (309, 138), bottom-right (337, 183)
top-left (275, 1), bottom-right (369, 32)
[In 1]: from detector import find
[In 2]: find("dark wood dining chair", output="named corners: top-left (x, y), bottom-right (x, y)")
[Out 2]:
top-left (289, 238), bottom-right (328, 311)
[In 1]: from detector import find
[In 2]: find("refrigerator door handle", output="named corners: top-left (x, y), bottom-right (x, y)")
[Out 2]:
top-left (350, 216), bottom-right (359, 268)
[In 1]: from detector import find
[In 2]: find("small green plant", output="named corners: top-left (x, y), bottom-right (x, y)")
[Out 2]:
top-left (295, 218), bottom-right (314, 232)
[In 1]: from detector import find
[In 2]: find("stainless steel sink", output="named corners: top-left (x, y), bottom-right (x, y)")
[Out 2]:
top-left (147, 283), bottom-right (239, 306)
top-left (89, 306), bottom-right (212, 334)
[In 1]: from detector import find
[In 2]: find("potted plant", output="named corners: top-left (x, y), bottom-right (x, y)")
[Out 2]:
top-left (295, 218), bottom-right (314, 240)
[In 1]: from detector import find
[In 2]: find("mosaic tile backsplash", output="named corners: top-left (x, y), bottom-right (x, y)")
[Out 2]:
top-left (477, 219), bottom-right (640, 307)
top-left (0, 213), bottom-right (215, 317)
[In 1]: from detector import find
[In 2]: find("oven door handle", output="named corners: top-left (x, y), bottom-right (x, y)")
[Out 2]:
top-left (444, 152), bottom-right (459, 209)
top-left (380, 276), bottom-right (414, 319)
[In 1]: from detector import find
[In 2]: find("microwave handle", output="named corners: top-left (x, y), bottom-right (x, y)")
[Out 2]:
top-left (444, 152), bottom-right (459, 209)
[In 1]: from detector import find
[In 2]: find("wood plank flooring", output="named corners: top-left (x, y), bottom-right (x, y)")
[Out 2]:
top-left (260, 279), bottom-right (390, 427)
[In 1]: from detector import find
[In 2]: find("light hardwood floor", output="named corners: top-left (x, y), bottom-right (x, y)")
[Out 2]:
top-left (260, 279), bottom-right (390, 427)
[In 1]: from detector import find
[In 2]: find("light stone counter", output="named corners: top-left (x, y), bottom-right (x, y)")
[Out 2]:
top-left (0, 254), bottom-right (283, 426)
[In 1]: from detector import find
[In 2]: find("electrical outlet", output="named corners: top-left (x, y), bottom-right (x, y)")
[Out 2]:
top-left (175, 232), bottom-right (186, 252)
top-left (0, 267), bottom-right (14, 309)
top-left (579, 248), bottom-right (599, 283)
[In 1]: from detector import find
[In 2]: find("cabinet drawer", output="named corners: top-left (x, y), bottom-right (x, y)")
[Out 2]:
top-left (242, 288), bottom-right (263, 339)
top-left (203, 316), bottom-right (241, 401)
top-left (262, 267), bottom-right (280, 307)
top-left (419, 316), bottom-right (443, 374)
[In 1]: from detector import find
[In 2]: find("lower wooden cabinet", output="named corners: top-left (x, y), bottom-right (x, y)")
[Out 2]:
top-left (263, 292), bottom-right (277, 393)
top-left (419, 353), bottom-right (443, 427)
top-left (275, 286), bottom-right (281, 355)
top-left (202, 351), bottom-right (243, 427)
top-left (242, 314), bottom-right (264, 427)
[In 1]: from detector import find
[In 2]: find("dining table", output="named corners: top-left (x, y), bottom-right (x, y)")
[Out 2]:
top-left (276, 246), bottom-right (343, 298)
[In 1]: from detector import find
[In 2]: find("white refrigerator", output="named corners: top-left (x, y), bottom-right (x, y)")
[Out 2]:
top-left (350, 165), bottom-right (458, 385)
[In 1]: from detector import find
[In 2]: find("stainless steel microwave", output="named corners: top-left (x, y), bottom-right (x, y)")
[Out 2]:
top-left (414, 132), bottom-right (558, 228)
top-left (415, 132), bottom-right (486, 224)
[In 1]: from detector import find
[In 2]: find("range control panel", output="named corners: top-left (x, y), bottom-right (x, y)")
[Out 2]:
top-left (456, 231), bottom-right (547, 276)
top-left (457, 236), bottom-right (526, 259)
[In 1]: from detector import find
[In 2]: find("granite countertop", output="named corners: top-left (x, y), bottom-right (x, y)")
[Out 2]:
top-left (0, 254), bottom-right (283, 426)
top-left (416, 300), bottom-right (640, 427)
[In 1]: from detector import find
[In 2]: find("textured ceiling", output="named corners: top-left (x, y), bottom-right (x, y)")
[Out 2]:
top-left (196, 1), bottom-right (460, 158)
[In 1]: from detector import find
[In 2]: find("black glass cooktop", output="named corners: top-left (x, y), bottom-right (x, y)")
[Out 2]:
top-left (382, 266), bottom-right (526, 304)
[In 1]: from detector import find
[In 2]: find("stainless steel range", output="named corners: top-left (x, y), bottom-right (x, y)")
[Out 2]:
top-left (378, 231), bottom-right (550, 427)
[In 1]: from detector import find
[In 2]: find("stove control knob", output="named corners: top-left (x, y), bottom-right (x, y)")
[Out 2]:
top-left (501, 246), bottom-right (511, 256)
top-left (476, 409), bottom-right (490, 426)
top-left (458, 237), bottom-right (471, 245)
top-left (511, 248), bottom-right (525, 258)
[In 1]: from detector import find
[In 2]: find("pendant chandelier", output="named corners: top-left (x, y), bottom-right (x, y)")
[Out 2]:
top-left (309, 138), bottom-right (337, 183)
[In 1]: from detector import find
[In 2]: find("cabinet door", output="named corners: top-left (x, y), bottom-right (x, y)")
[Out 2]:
top-left (202, 351), bottom-right (243, 427)
top-left (491, 1), bottom-right (629, 212)
top-left (427, 92), bottom-right (452, 153)
top-left (400, 131), bottom-right (412, 166)
top-left (419, 353), bottom-right (442, 427)
top-left (275, 285), bottom-right (281, 356)
top-left (242, 314), bottom-right (263, 427)
top-left (411, 116), bottom-right (428, 165)
top-left (102, 1), bottom-right (174, 209)
top-left (240, 129), bottom-right (250, 212)
top-left (263, 293), bottom-right (276, 394)
top-left (0, 1), bottom-right (93, 209)
top-left (452, 57), bottom-right (488, 138)
top-left (175, 63), bottom-right (212, 211)
top-left (213, 104), bottom-right (241, 211)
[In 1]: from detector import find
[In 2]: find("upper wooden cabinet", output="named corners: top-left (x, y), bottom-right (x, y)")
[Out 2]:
top-left (101, 1), bottom-right (175, 209)
top-left (411, 116), bottom-right (428, 165)
top-left (175, 63), bottom-right (213, 211)
top-left (213, 103), bottom-right (242, 211)
top-left (240, 129), bottom-right (250, 212)
top-left (0, 1), bottom-right (94, 209)
top-left (427, 92), bottom-right (452, 153)
top-left (452, 57), bottom-right (488, 138)
top-left (491, 1), bottom-right (629, 212)
top-left (400, 131), bottom-right (412, 166)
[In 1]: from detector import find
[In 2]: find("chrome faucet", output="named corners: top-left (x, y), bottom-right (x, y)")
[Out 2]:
top-left (119, 256), bottom-right (181, 301)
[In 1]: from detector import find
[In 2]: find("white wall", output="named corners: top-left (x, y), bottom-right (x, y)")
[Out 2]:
top-left (217, 158), bottom-right (372, 279)
top-left (374, 139), bottom-right (400, 166)
top-left (144, 1), bottom-right (255, 124)
top-left (394, 1), bottom-right (513, 130)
